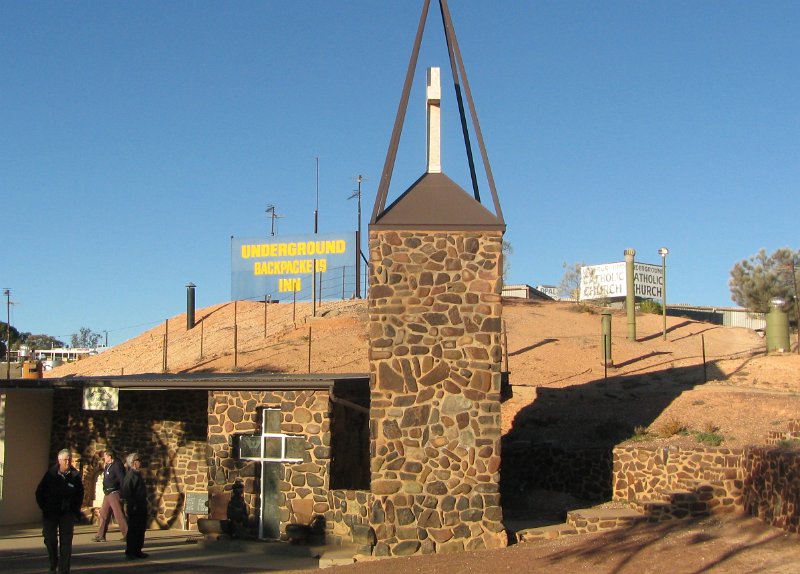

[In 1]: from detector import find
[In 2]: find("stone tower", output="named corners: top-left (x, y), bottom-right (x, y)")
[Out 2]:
top-left (367, 4), bottom-right (507, 551)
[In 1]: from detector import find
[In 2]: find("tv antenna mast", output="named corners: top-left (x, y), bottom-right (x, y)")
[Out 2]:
top-left (348, 175), bottom-right (368, 298)
top-left (265, 204), bottom-right (284, 236)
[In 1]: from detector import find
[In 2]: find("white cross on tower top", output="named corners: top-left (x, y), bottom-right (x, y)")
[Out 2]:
top-left (426, 67), bottom-right (442, 174)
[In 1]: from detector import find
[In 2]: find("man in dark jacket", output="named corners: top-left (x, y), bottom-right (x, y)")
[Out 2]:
top-left (35, 448), bottom-right (84, 574)
top-left (92, 448), bottom-right (128, 542)
top-left (122, 452), bottom-right (148, 559)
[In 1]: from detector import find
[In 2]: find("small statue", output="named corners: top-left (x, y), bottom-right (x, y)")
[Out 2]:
top-left (226, 481), bottom-right (249, 539)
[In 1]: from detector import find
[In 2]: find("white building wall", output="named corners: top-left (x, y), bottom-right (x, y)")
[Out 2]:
top-left (0, 390), bottom-right (53, 525)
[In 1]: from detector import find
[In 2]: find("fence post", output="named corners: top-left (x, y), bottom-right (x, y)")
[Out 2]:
top-left (308, 326), bottom-right (312, 373)
top-left (701, 334), bottom-right (707, 382)
top-left (234, 300), bottom-right (238, 369)
top-left (162, 319), bottom-right (168, 372)
top-left (601, 310), bottom-right (612, 367)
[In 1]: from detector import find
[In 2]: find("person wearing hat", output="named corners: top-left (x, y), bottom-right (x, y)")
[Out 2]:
top-left (122, 453), bottom-right (148, 559)
top-left (35, 448), bottom-right (84, 574)
top-left (92, 449), bottom-right (128, 542)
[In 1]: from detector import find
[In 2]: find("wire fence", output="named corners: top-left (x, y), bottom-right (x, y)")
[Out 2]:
top-left (155, 264), bottom-right (371, 374)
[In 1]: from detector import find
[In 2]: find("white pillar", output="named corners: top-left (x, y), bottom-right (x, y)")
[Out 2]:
top-left (426, 67), bottom-right (441, 174)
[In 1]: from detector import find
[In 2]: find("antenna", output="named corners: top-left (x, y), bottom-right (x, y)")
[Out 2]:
top-left (348, 175), bottom-right (368, 298)
top-left (314, 156), bottom-right (320, 234)
top-left (265, 204), bottom-right (284, 236)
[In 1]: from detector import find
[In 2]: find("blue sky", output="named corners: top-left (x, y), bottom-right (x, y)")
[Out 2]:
top-left (3, 1), bottom-right (798, 345)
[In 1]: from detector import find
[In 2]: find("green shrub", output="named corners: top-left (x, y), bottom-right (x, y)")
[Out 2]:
top-left (639, 299), bottom-right (663, 315)
top-left (694, 431), bottom-right (724, 446)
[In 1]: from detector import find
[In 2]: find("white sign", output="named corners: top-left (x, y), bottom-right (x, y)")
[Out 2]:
top-left (83, 387), bottom-right (119, 411)
top-left (536, 285), bottom-right (560, 300)
top-left (580, 261), bottom-right (663, 301)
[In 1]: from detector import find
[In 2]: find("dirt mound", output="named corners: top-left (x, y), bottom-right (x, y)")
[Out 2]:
top-left (49, 298), bottom-right (799, 449)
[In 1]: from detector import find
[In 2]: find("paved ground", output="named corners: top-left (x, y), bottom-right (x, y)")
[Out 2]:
top-left (0, 523), bottom-right (335, 573)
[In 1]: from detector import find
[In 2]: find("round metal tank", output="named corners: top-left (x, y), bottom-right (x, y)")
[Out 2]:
top-left (765, 304), bottom-right (790, 353)
top-left (22, 360), bottom-right (43, 379)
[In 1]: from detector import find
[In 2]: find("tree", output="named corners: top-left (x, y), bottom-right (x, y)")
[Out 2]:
top-left (729, 248), bottom-right (799, 314)
top-left (502, 240), bottom-right (513, 282)
top-left (560, 261), bottom-right (584, 301)
top-left (71, 327), bottom-right (103, 348)
top-left (21, 333), bottom-right (65, 351)
top-left (0, 321), bottom-right (22, 359)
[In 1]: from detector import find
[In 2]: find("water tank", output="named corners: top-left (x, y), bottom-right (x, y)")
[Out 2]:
top-left (765, 299), bottom-right (790, 353)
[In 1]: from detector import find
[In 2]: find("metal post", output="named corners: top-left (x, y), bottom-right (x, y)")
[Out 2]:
top-left (312, 260), bottom-right (317, 317)
top-left (4, 288), bottom-right (10, 380)
top-left (307, 326), bottom-right (312, 373)
top-left (601, 310), bottom-right (612, 366)
top-left (790, 259), bottom-right (800, 354)
top-left (163, 319), bottom-right (168, 372)
top-left (701, 334), bottom-right (707, 383)
top-left (293, 290), bottom-right (297, 326)
top-left (659, 248), bottom-right (669, 340)
top-left (264, 294), bottom-right (270, 338)
top-left (342, 267), bottom-right (346, 300)
top-left (200, 319), bottom-right (204, 359)
top-left (624, 248), bottom-right (636, 341)
top-left (234, 300), bottom-right (238, 369)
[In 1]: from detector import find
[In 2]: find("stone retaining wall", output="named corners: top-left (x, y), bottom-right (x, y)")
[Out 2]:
top-left (613, 444), bottom-right (799, 533)
top-left (368, 230), bottom-right (506, 555)
top-left (501, 442), bottom-right (612, 501)
top-left (742, 446), bottom-right (800, 533)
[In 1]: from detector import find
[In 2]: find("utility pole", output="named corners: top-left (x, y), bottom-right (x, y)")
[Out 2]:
top-left (312, 157), bottom-right (320, 316)
top-left (4, 288), bottom-right (10, 380)
top-left (349, 175), bottom-right (367, 298)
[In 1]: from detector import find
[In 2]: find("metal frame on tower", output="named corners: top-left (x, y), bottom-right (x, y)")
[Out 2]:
top-left (370, 0), bottom-right (504, 225)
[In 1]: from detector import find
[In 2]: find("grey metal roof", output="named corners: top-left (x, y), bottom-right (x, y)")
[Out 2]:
top-left (370, 172), bottom-right (505, 231)
top-left (0, 372), bottom-right (370, 391)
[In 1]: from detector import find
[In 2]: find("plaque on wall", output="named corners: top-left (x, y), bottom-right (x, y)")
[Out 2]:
top-left (83, 386), bottom-right (119, 411)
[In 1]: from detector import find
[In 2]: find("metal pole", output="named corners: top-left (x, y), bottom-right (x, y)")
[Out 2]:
top-left (354, 174), bottom-right (363, 298)
top-left (624, 248), bottom-right (637, 341)
top-left (200, 319), bottom-right (204, 359)
top-left (662, 255), bottom-right (667, 340)
top-left (234, 300), bottom-right (238, 369)
top-left (342, 267), bottom-right (346, 300)
top-left (163, 319), bottom-right (168, 372)
top-left (792, 259), bottom-right (800, 354)
top-left (264, 295), bottom-right (272, 339)
top-left (701, 334), bottom-right (707, 383)
top-left (4, 288), bottom-right (10, 380)
top-left (307, 326), bottom-right (312, 373)
top-left (658, 247), bottom-right (669, 341)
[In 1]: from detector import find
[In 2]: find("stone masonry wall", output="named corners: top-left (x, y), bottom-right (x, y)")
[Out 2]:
top-left (208, 389), bottom-right (361, 542)
top-left (368, 230), bottom-right (506, 556)
top-left (742, 445), bottom-right (800, 533)
top-left (51, 389), bottom-right (208, 528)
top-left (613, 444), bottom-right (800, 532)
